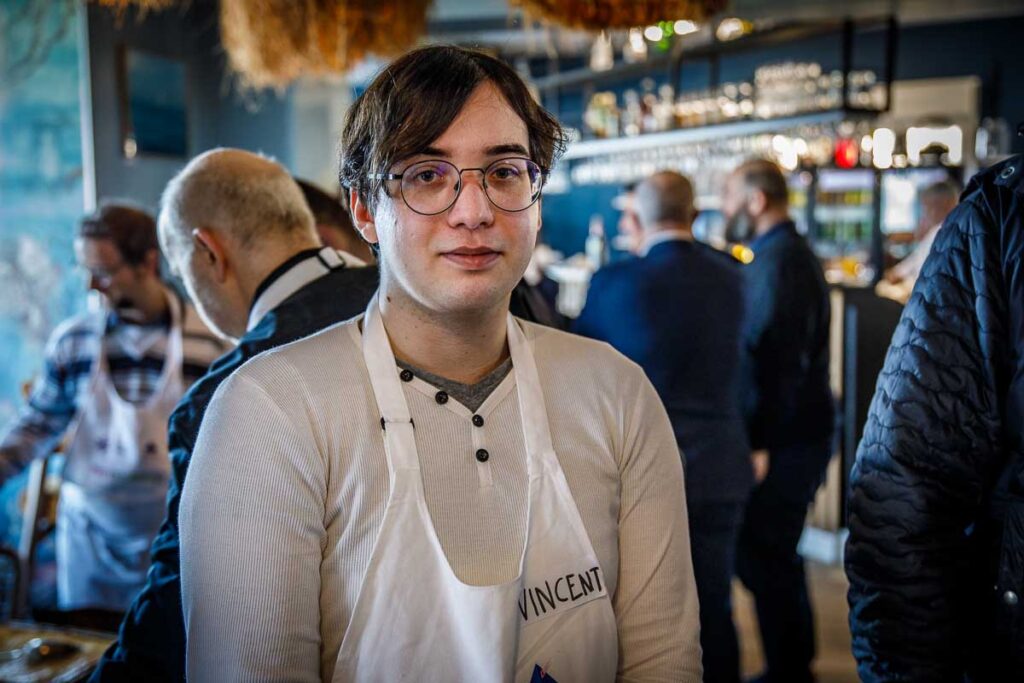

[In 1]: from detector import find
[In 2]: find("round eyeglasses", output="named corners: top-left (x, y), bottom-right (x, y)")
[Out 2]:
top-left (370, 157), bottom-right (548, 216)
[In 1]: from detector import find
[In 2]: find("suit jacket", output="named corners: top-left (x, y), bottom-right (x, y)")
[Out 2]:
top-left (741, 221), bottom-right (833, 451)
top-left (92, 263), bottom-right (380, 681)
top-left (575, 238), bottom-right (753, 504)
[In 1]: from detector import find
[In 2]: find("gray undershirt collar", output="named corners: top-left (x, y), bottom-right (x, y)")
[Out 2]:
top-left (396, 357), bottom-right (513, 413)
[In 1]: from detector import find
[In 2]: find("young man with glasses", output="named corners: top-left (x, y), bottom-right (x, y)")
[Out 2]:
top-left (180, 46), bottom-right (702, 681)
top-left (0, 203), bottom-right (228, 614)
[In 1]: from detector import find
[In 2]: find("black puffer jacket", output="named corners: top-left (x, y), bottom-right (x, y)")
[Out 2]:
top-left (846, 155), bottom-right (1024, 682)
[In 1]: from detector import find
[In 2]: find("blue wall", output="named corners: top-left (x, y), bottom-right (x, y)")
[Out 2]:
top-left (0, 2), bottom-right (88, 606)
top-left (541, 14), bottom-right (1024, 257)
top-left (0, 5), bottom-right (86, 430)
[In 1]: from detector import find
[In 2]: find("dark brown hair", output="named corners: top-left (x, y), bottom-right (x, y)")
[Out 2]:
top-left (78, 202), bottom-right (158, 265)
top-left (736, 158), bottom-right (790, 208)
top-left (295, 178), bottom-right (355, 231)
top-left (339, 45), bottom-right (567, 211)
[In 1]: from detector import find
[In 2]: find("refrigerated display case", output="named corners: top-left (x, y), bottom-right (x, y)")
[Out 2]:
top-left (813, 168), bottom-right (877, 285)
top-left (880, 167), bottom-right (958, 265)
top-left (788, 170), bottom-right (814, 236)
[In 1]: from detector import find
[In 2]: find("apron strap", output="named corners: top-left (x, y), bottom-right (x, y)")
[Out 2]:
top-left (506, 315), bottom-right (556, 476)
top-left (317, 247), bottom-right (347, 270)
top-left (362, 296), bottom-right (419, 474)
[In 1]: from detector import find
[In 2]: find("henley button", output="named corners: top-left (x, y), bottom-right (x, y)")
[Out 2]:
top-left (399, 369), bottom-right (414, 382)
top-left (472, 414), bottom-right (484, 427)
top-left (475, 448), bottom-right (490, 463)
top-left (1000, 166), bottom-right (1016, 180)
top-left (1005, 590), bottom-right (1019, 606)
top-left (435, 391), bottom-right (449, 404)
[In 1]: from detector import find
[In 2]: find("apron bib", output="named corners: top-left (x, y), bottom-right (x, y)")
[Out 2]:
top-left (57, 289), bottom-right (185, 610)
top-left (333, 296), bottom-right (618, 682)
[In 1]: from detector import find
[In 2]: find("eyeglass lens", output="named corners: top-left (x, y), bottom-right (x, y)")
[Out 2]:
top-left (398, 158), bottom-right (543, 215)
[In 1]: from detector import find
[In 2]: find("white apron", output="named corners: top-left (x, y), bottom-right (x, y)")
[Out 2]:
top-left (57, 290), bottom-right (185, 610)
top-left (334, 296), bottom-right (618, 682)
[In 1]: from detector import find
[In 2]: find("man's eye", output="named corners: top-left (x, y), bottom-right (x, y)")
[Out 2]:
top-left (490, 166), bottom-right (521, 181)
top-left (406, 164), bottom-right (452, 187)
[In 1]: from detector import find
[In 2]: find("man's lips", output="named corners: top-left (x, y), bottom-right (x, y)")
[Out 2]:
top-left (441, 246), bottom-right (501, 269)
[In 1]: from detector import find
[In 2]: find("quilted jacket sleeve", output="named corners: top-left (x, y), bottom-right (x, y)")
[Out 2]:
top-left (845, 188), bottom-right (1011, 681)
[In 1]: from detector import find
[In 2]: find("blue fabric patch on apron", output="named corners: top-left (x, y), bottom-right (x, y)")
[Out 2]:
top-left (531, 664), bottom-right (559, 682)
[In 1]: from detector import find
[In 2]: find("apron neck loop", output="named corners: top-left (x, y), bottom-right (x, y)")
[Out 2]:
top-left (362, 294), bottom-right (412, 425)
top-left (361, 296), bottom-right (556, 478)
top-left (505, 315), bottom-right (556, 465)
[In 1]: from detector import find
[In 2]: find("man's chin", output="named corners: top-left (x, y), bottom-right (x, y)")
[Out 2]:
top-left (432, 282), bottom-right (513, 317)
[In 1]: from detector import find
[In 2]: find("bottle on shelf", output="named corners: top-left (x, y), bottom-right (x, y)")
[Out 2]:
top-left (640, 78), bottom-right (659, 133)
top-left (655, 84), bottom-right (676, 131)
top-left (622, 90), bottom-right (642, 137)
top-left (585, 215), bottom-right (608, 269)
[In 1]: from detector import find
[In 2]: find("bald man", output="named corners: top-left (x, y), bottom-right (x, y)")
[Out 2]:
top-left (91, 149), bottom-right (379, 681)
top-left (576, 171), bottom-right (752, 683)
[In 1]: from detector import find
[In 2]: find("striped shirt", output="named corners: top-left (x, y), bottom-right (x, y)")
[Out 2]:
top-left (0, 291), bottom-right (230, 481)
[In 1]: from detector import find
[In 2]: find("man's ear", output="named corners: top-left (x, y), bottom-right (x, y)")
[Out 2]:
top-left (192, 227), bottom-right (229, 283)
top-left (535, 196), bottom-right (543, 232)
top-left (349, 189), bottom-right (379, 246)
top-left (142, 249), bottom-right (161, 278)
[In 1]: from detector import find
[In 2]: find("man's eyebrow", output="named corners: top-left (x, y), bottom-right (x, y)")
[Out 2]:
top-left (406, 143), bottom-right (531, 162)
top-left (486, 143), bottom-right (529, 157)
top-left (417, 146), bottom-right (448, 158)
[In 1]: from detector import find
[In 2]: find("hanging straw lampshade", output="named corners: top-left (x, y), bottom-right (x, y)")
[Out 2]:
top-left (219, 0), bottom-right (432, 90)
top-left (511, 0), bottom-right (727, 31)
top-left (92, 0), bottom-right (178, 10)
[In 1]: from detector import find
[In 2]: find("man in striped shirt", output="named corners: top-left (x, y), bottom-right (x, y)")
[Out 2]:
top-left (0, 203), bottom-right (229, 612)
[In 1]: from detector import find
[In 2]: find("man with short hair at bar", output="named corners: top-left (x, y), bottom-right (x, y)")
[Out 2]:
top-left (577, 170), bottom-right (751, 682)
top-left (722, 158), bottom-right (834, 683)
top-left (180, 46), bottom-right (702, 681)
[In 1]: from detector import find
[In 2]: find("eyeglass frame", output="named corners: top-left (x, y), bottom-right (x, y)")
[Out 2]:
top-left (77, 260), bottom-right (132, 289)
top-left (368, 156), bottom-right (549, 216)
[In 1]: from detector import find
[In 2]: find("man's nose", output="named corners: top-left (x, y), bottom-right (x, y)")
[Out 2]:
top-left (448, 173), bottom-right (493, 229)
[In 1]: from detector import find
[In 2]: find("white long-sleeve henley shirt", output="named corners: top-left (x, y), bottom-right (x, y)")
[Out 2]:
top-left (180, 317), bottom-right (701, 682)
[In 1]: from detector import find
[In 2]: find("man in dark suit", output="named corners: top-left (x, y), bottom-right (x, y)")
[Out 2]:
top-left (722, 159), bottom-right (834, 683)
top-left (576, 171), bottom-right (752, 683)
top-left (91, 149), bottom-right (379, 681)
